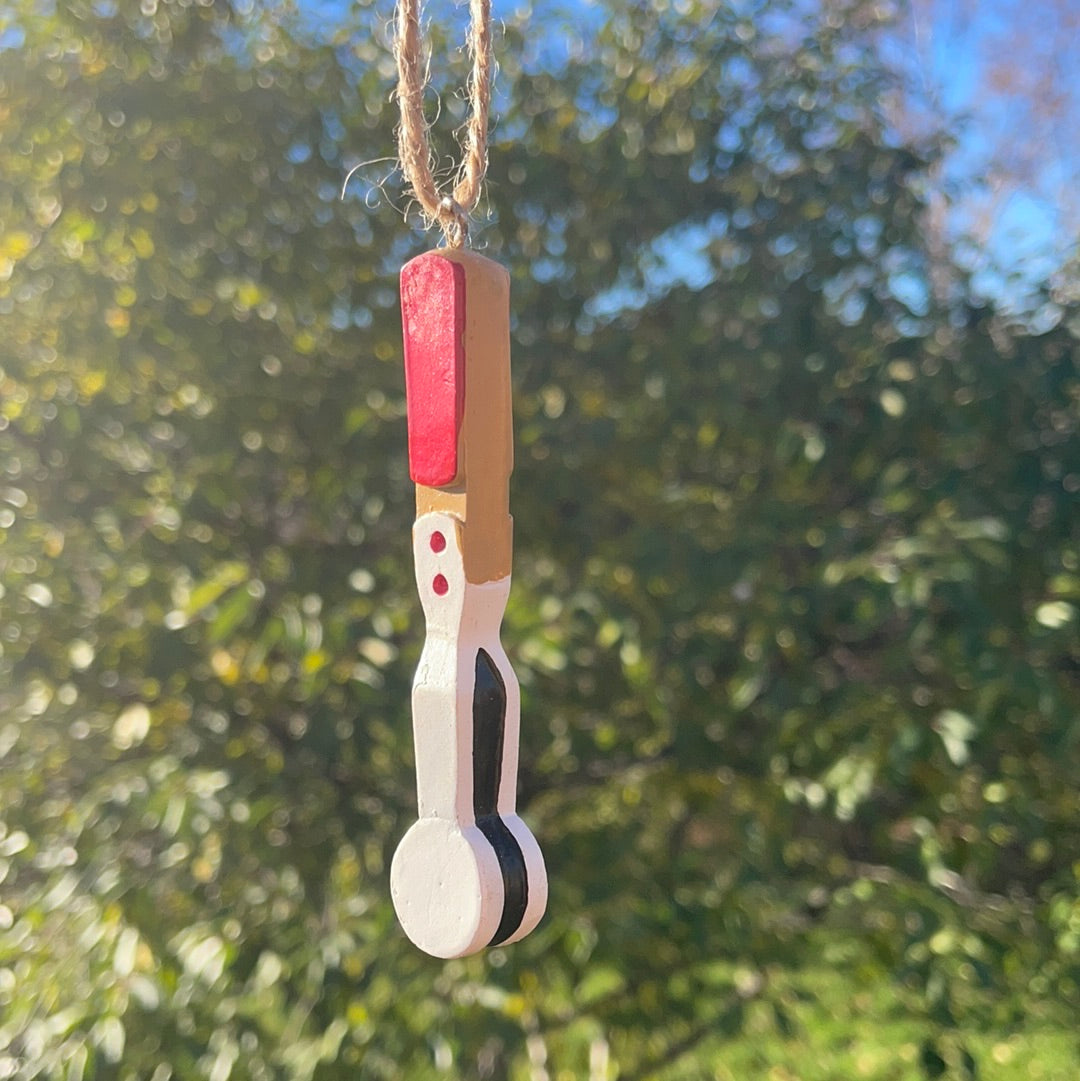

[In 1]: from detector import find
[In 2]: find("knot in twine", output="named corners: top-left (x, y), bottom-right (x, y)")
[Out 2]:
top-left (394, 0), bottom-right (493, 248)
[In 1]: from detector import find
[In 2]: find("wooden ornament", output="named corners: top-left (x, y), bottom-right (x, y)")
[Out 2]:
top-left (391, 250), bottom-right (547, 959)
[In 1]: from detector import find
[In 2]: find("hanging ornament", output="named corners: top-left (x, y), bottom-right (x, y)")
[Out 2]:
top-left (386, 0), bottom-right (548, 959)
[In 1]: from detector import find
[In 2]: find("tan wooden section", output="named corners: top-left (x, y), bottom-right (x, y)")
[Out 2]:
top-left (414, 249), bottom-right (513, 583)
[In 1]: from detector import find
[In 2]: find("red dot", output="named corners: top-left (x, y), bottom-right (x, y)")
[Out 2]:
top-left (432, 574), bottom-right (449, 596)
top-left (430, 531), bottom-right (446, 553)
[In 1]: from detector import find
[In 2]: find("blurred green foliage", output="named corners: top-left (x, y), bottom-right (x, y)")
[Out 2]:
top-left (1, 0), bottom-right (1078, 1077)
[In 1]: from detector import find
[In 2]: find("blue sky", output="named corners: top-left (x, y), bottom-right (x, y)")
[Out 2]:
top-left (267, 0), bottom-right (1077, 309)
top-left (884, 0), bottom-right (1077, 306)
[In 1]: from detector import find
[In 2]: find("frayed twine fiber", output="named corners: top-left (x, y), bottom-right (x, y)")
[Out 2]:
top-left (394, 0), bottom-right (492, 247)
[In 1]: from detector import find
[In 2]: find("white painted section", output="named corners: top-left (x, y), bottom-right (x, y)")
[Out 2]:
top-left (391, 511), bottom-right (548, 958)
top-left (390, 818), bottom-right (504, 958)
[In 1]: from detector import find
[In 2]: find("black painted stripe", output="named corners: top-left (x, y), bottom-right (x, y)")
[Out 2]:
top-left (475, 814), bottom-right (528, 946)
top-left (472, 648), bottom-right (506, 819)
top-left (473, 648), bottom-right (528, 945)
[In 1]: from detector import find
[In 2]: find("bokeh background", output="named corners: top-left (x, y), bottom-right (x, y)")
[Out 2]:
top-left (1, 0), bottom-right (1078, 1077)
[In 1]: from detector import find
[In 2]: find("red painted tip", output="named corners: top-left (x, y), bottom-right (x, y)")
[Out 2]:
top-left (400, 254), bottom-right (466, 488)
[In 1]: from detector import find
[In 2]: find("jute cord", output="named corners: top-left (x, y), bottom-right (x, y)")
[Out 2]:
top-left (394, 0), bottom-right (493, 247)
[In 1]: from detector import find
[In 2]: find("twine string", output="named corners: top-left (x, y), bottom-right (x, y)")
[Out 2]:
top-left (394, 0), bottom-right (493, 247)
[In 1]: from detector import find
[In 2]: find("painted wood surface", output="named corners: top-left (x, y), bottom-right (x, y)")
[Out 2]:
top-left (391, 251), bottom-right (547, 959)
top-left (407, 249), bottom-right (513, 585)
top-left (400, 255), bottom-right (465, 487)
